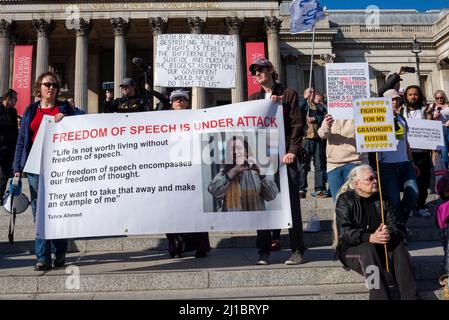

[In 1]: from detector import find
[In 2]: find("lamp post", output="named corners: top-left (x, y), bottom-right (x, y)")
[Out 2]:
top-left (411, 35), bottom-right (422, 86)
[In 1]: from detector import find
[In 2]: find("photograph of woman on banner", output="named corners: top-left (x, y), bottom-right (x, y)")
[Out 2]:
top-left (13, 72), bottom-right (75, 271)
top-left (208, 135), bottom-right (278, 212)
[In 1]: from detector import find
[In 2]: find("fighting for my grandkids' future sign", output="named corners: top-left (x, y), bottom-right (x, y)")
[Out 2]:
top-left (354, 98), bottom-right (396, 153)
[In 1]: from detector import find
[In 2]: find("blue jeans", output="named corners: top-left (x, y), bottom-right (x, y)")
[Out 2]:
top-left (28, 173), bottom-right (67, 264)
top-left (327, 163), bottom-right (359, 202)
top-left (379, 162), bottom-right (418, 226)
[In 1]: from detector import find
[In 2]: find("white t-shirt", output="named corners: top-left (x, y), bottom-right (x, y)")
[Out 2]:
top-left (380, 115), bottom-right (410, 163)
top-left (405, 108), bottom-right (423, 120)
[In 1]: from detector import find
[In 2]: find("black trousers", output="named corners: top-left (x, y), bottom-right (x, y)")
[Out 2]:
top-left (256, 162), bottom-right (305, 254)
top-left (340, 241), bottom-right (419, 300)
top-left (0, 162), bottom-right (12, 202)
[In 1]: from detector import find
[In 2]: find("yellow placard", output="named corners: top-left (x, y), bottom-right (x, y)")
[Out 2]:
top-left (363, 115), bottom-right (386, 123)
top-left (364, 135), bottom-right (388, 142)
top-left (357, 125), bottom-right (393, 134)
top-left (360, 107), bottom-right (387, 114)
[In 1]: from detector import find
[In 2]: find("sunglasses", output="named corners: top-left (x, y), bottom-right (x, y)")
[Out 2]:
top-left (172, 97), bottom-right (187, 102)
top-left (363, 176), bottom-right (377, 182)
top-left (41, 82), bottom-right (58, 88)
top-left (436, 96), bottom-right (445, 100)
top-left (250, 66), bottom-right (265, 76)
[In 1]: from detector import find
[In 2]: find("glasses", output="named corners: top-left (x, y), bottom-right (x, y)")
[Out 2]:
top-left (172, 98), bottom-right (187, 102)
top-left (41, 82), bottom-right (58, 88)
top-left (436, 96), bottom-right (445, 100)
top-left (250, 66), bottom-right (265, 76)
top-left (362, 175), bottom-right (377, 182)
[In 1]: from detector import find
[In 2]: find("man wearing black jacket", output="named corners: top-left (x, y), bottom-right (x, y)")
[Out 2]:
top-left (335, 164), bottom-right (419, 300)
top-left (104, 78), bottom-right (170, 113)
top-left (248, 58), bottom-right (306, 266)
top-left (0, 89), bottom-right (18, 202)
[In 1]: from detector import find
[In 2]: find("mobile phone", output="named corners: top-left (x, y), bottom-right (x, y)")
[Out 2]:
top-left (404, 67), bottom-right (416, 73)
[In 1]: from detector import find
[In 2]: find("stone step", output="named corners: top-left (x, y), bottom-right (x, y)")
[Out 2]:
top-left (1, 224), bottom-right (443, 254)
top-left (0, 231), bottom-right (334, 254)
top-left (0, 281), bottom-right (444, 300)
top-left (0, 243), bottom-right (443, 297)
top-left (0, 209), bottom-right (436, 237)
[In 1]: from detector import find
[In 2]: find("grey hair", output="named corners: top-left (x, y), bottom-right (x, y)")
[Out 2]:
top-left (347, 164), bottom-right (374, 189)
top-left (331, 164), bottom-right (374, 249)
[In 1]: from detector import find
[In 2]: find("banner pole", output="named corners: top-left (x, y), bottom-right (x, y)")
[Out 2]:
top-left (375, 152), bottom-right (390, 273)
top-left (307, 25), bottom-right (316, 118)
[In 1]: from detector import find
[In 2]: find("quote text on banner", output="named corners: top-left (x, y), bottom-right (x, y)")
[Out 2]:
top-left (36, 100), bottom-right (291, 239)
top-left (154, 33), bottom-right (237, 89)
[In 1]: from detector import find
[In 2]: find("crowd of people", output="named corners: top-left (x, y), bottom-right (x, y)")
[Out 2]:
top-left (1, 57), bottom-right (449, 299)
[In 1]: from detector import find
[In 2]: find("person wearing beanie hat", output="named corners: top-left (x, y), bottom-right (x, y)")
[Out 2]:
top-left (163, 89), bottom-right (210, 259)
top-left (169, 89), bottom-right (190, 110)
top-left (378, 89), bottom-right (419, 232)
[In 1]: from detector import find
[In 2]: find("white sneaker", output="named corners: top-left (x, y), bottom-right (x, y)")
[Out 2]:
top-left (417, 208), bottom-right (431, 218)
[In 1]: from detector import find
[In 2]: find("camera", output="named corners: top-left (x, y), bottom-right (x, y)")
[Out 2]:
top-left (101, 82), bottom-right (114, 90)
top-left (403, 67), bottom-right (416, 73)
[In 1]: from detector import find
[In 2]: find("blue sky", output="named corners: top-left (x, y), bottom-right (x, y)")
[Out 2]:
top-left (321, 0), bottom-right (448, 12)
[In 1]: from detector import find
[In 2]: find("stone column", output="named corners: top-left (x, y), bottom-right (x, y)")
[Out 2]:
top-left (264, 17), bottom-right (283, 82)
top-left (110, 18), bottom-right (129, 98)
top-left (150, 17), bottom-right (168, 109)
top-left (74, 19), bottom-right (92, 112)
top-left (188, 17), bottom-right (206, 109)
top-left (0, 20), bottom-right (13, 93)
top-left (226, 17), bottom-right (244, 103)
top-left (32, 19), bottom-right (54, 80)
top-left (441, 68), bottom-right (449, 93)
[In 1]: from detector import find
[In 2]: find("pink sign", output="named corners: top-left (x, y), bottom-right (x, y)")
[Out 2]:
top-left (12, 45), bottom-right (33, 115)
top-left (245, 42), bottom-right (265, 98)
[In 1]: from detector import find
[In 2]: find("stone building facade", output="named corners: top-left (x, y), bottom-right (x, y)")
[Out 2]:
top-left (0, 0), bottom-right (448, 113)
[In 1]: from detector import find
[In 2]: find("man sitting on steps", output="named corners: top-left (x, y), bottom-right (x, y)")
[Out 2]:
top-left (334, 164), bottom-right (420, 300)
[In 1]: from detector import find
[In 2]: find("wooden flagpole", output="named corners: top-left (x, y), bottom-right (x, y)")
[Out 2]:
top-left (375, 152), bottom-right (390, 273)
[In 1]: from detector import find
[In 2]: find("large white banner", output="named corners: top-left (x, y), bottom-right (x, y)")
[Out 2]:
top-left (154, 34), bottom-right (237, 89)
top-left (326, 63), bottom-right (370, 120)
top-left (354, 98), bottom-right (396, 153)
top-left (35, 100), bottom-right (292, 239)
top-left (407, 119), bottom-right (444, 150)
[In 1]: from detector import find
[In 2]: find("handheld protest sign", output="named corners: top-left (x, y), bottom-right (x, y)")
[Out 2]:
top-left (354, 98), bottom-right (396, 153)
top-left (325, 62), bottom-right (370, 120)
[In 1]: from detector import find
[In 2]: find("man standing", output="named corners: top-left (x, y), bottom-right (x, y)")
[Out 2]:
top-left (248, 58), bottom-right (306, 265)
top-left (0, 89), bottom-right (19, 202)
top-left (104, 78), bottom-right (152, 113)
top-left (335, 164), bottom-right (419, 300)
top-left (298, 88), bottom-right (327, 198)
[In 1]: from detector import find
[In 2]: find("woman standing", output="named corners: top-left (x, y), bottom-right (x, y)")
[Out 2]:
top-left (430, 90), bottom-right (449, 168)
top-left (13, 72), bottom-right (74, 271)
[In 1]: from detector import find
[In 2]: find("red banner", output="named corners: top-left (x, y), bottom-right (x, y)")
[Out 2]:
top-left (245, 42), bottom-right (265, 99)
top-left (12, 45), bottom-right (33, 116)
